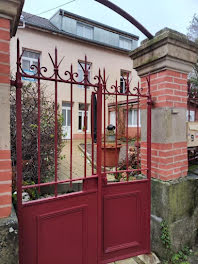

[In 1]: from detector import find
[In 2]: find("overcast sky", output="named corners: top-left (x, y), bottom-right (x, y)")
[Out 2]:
top-left (23, 0), bottom-right (198, 43)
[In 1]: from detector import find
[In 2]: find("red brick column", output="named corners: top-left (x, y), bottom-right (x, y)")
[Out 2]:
top-left (0, 18), bottom-right (12, 218)
top-left (130, 28), bottom-right (198, 182)
top-left (140, 70), bottom-right (188, 181)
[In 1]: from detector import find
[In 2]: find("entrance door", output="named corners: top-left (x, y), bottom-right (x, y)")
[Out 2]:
top-left (62, 105), bottom-right (71, 139)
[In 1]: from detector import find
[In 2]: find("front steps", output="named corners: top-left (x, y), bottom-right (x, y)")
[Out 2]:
top-left (109, 252), bottom-right (160, 264)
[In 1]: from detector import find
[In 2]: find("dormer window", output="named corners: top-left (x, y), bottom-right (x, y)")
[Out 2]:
top-left (77, 22), bottom-right (94, 40)
top-left (119, 36), bottom-right (133, 50)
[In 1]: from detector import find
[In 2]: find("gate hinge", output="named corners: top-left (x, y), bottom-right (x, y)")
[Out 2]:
top-left (10, 79), bottom-right (22, 89)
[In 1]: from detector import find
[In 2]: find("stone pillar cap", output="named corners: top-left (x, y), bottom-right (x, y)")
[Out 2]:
top-left (130, 28), bottom-right (198, 76)
top-left (0, 0), bottom-right (24, 37)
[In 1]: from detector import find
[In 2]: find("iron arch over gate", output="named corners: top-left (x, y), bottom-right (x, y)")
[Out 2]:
top-left (12, 38), bottom-right (152, 264)
top-left (94, 0), bottom-right (153, 40)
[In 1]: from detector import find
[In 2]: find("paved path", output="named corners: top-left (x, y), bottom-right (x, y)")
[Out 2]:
top-left (58, 139), bottom-right (92, 181)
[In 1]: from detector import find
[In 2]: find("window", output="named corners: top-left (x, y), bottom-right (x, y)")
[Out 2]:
top-left (22, 50), bottom-right (40, 73)
top-left (21, 50), bottom-right (40, 81)
top-left (62, 103), bottom-right (71, 127)
top-left (78, 104), bottom-right (89, 131)
top-left (62, 103), bottom-right (71, 140)
top-left (78, 61), bottom-right (91, 88)
top-left (128, 109), bottom-right (141, 127)
top-left (77, 22), bottom-right (94, 40)
top-left (186, 110), bottom-right (195, 121)
top-left (110, 111), bottom-right (116, 126)
top-left (120, 70), bottom-right (130, 93)
top-left (119, 36), bottom-right (132, 50)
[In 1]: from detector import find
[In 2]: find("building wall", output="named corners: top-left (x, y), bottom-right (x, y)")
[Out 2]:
top-left (108, 104), bottom-right (141, 139)
top-left (10, 27), bottom-right (139, 139)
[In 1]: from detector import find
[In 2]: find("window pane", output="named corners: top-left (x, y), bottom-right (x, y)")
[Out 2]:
top-left (120, 76), bottom-right (125, 93)
top-left (30, 60), bottom-right (38, 73)
top-left (77, 22), bottom-right (93, 39)
top-left (132, 110), bottom-right (137, 126)
top-left (77, 23), bottom-right (84, 37)
top-left (128, 110), bottom-right (132, 126)
top-left (78, 62), bottom-right (91, 87)
top-left (128, 109), bottom-right (140, 126)
top-left (84, 26), bottom-right (93, 39)
top-left (67, 109), bottom-right (71, 126)
top-left (22, 59), bottom-right (30, 71)
top-left (119, 38), bottom-right (124, 49)
top-left (62, 109), bottom-right (66, 126)
top-left (23, 50), bottom-right (40, 60)
top-left (23, 50), bottom-right (40, 59)
top-left (110, 111), bottom-right (116, 126)
top-left (78, 112), bottom-right (82, 130)
top-left (119, 37), bottom-right (132, 50)
top-left (78, 63), bottom-right (84, 83)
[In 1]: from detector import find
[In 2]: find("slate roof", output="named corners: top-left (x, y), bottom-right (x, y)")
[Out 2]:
top-left (22, 11), bottom-right (59, 32)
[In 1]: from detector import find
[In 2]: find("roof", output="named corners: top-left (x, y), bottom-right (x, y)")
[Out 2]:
top-left (22, 12), bottom-right (59, 32)
top-left (21, 11), bottom-right (139, 52)
top-left (57, 9), bottom-right (139, 40)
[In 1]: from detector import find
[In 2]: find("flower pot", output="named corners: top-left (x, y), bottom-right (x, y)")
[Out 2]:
top-left (101, 143), bottom-right (121, 167)
top-left (106, 134), bottom-right (115, 142)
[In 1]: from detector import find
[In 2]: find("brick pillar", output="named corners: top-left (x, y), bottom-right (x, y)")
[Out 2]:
top-left (130, 28), bottom-right (198, 257)
top-left (130, 28), bottom-right (198, 181)
top-left (141, 70), bottom-right (188, 180)
top-left (0, 18), bottom-right (12, 218)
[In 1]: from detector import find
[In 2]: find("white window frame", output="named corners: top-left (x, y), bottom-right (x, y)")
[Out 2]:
top-left (62, 104), bottom-right (71, 140)
top-left (120, 70), bottom-right (130, 93)
top-left (128, 109), bottom-right (141, 127)
top-left (78, 61), bottom-right (91, 88)
top-left (120, 76), bottom-right (126, 93)
top-left (21, 50), bottom-right (40, 81)
top-left (76, 22), bottom-right (94, 40)
top-left (22, 50), bottom-right (40, 72)
top-left (78, 110), bottom-right (89, 132)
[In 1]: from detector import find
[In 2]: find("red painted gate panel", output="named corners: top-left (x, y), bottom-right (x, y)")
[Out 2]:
top-left (102, 181), bottom-right (150, 263)
top-left (12, 39), bottom-right (151, 264)
top-left (22, 185), bottom-right (98, 264)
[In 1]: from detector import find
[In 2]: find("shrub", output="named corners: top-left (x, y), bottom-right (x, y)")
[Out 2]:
top-left (116, 146), bottom-right (139, 181)
top-left (10, 83), bottom-right (64, 187)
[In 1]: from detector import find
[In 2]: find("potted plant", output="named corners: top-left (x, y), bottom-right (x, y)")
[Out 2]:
top-left (101, 124), bottom-right (122, 167)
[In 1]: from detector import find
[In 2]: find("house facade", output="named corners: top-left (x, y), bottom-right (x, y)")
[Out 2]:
top-left (10, 9), bottom-right (140, 139)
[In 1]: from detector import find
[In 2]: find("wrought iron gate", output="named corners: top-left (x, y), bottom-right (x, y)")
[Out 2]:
top-left (11, 39), bottom-right (151, 264)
